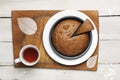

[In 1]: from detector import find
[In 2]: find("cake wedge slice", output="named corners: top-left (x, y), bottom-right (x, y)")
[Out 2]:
top-left (75, 19), bottom-right (94, 35)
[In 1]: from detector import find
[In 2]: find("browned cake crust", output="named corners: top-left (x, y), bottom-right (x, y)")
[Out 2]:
top-left (52, 19), bottom-right (89, 57)
top-left (75, 19), bottom-right (94, 35)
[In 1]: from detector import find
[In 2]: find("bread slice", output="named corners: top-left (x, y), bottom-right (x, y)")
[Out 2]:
top-left (75, 19), bottom-right (94, 35)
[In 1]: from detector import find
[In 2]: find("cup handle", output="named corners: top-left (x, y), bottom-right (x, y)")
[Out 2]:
top-left (15, 58), bottom-right (21, 63)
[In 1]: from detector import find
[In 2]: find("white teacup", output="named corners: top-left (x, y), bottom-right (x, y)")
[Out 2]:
top-left (15, 45), bottom-right (40, 66)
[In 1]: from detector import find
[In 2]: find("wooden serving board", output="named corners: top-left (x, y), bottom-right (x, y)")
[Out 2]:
top-left (12, 10), bottom-right (99, 70)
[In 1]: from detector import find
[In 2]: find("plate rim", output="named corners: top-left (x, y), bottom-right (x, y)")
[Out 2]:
top-left (43, 10), bottom-right (98, 66)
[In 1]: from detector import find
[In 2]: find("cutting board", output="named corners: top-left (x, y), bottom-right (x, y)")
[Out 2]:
top-left (12, 10), bottom-right (99, 70)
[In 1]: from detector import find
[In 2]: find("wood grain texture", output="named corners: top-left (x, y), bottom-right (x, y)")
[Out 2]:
top-left (0, 19), bottom-right (12, 41)
top-left (100, 17), bottom-right (120, 40)
top-left (0, 0), bottom-right (120, 17)
top-left (0, 42), bottom-right (13, 65)
top-left (0, 0), bottom-right (120, 79)
top-left (12, 10), bottom-right (99, 70)
top-left (1, 17), bottom-right (120, 42)
top-left (0, 40), bottom-right (120, 66)
top-left (0, 64), bottom-right (120, 80)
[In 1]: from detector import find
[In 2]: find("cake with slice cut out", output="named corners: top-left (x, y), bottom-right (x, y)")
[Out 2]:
top-left (75, 19), bottom-right (94, 35)
top-left (52, 19), bottom-right (94, 57)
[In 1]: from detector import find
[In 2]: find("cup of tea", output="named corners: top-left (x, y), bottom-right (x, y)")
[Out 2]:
top-left (15, 45), bottom-right (40, 66)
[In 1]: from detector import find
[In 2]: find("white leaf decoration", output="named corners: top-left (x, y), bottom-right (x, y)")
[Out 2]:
top-left (17, 17), bottom-right (37, 35)
top-left (86, 55), bottom-right (97, 68)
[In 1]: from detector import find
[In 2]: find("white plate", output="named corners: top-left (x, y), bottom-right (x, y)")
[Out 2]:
top-left (43, 10), bottom-right (98, 66)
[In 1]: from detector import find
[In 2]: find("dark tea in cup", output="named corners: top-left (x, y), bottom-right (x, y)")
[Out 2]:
top-left (23, 47), bottom-right (39, 63)
top-left (15, 45), bottom-right (40, 66)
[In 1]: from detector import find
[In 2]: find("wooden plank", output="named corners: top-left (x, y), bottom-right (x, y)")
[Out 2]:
top-left (0, 18), bottom-right (12, 41)
top-left (99, 40), bottom-right (120, 63)
top-left (0, 40), bottom-right (120, 65)
top-left (0, 16), bottom-right (120, 41)
top-left (0, 0), bottom-right (120, 17)
top-left (99, 17), bottom-right (120, 40)
top-left (68, 0), bottom-right (120, 16)
top-left (12, 10), bottom-right (99, 70)
top-left (0, 42), bottom-right (13, 65)
top-left (0, 64), bottom-right (120, 80)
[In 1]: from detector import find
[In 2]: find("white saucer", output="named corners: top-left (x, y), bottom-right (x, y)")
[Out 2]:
top-left (43, 10), bottom-right (98, 66)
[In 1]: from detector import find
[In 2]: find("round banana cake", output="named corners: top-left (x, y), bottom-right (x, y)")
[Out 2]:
top-left (51, 19), bottom-right (90, 57)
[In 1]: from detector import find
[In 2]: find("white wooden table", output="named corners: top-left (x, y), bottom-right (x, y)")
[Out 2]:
top-left (0, 0), bottom-right (120, 80)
